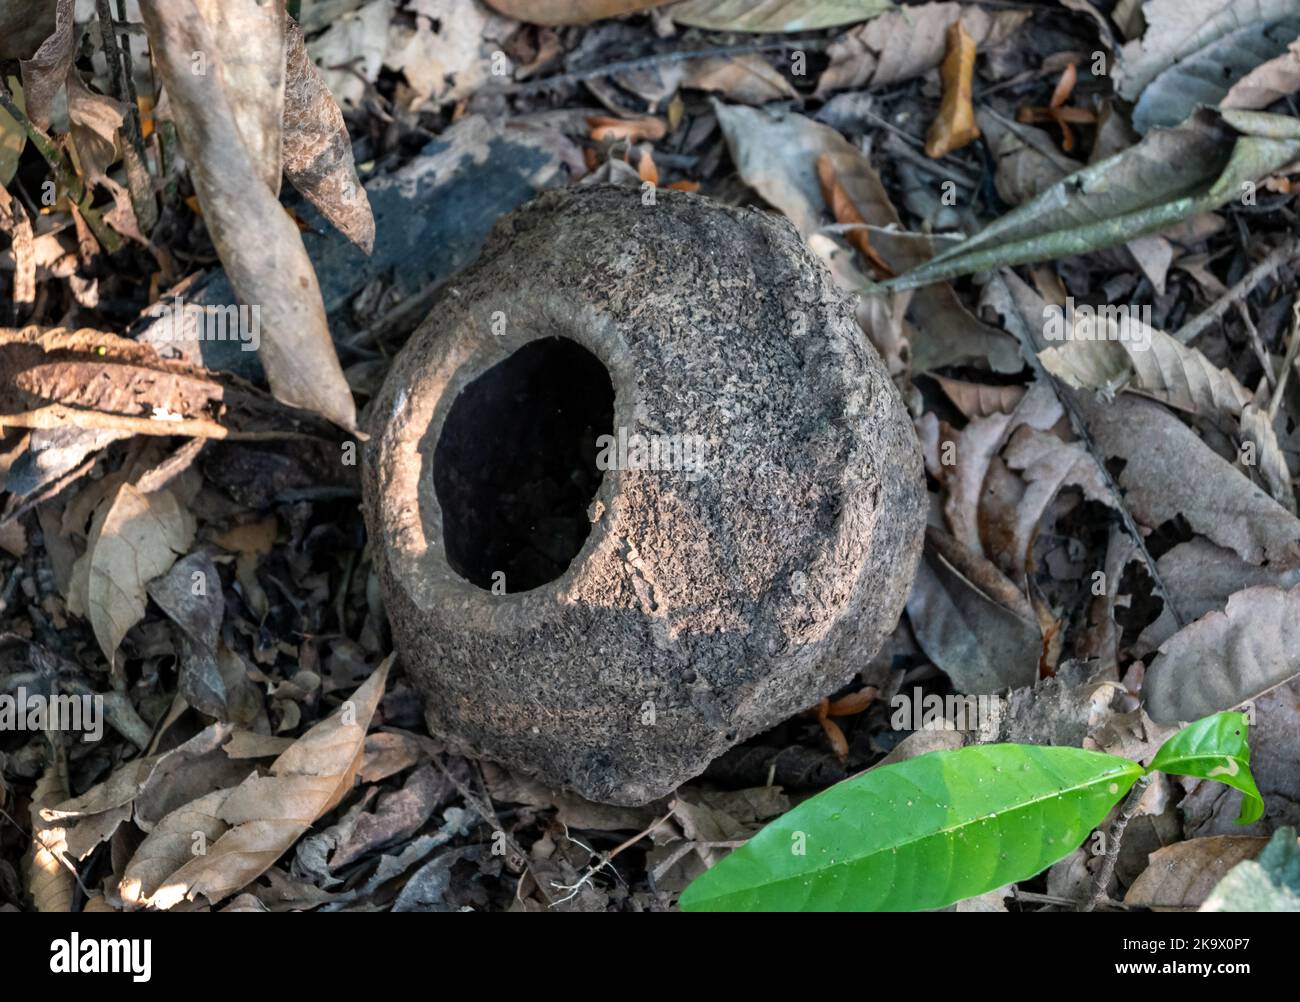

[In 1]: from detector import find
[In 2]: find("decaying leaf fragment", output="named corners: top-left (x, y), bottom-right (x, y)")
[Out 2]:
top-left (925, 22), bottom-right (980, 158)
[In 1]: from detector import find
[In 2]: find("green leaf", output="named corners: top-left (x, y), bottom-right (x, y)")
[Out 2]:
top-left (885, 110), bottom-right (1300, 291)
top-left (678, 744), bottom-right (1143, 912)
top-left (671, 0), bottom-right (894, 33)
top-left (1148, 712), bottom-right (1263, 825)
top-left (1202, 826), bottom-right (1300, 912)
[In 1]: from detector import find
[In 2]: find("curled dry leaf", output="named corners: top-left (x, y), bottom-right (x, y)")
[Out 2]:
top-left (817, 1), bottom-right (1030, 96)
top-left (193, 0), bottom-right (286, 193)
top-left (144, 658), bottom-right (391, 907)
top-left (588, 115), bottom-right (666, 143)
top-left (1145, 582), bottom-right (1300, 724)
top-left (1224, 36), bottom-right (1300, 111)
top-left (120, 788), bottom-right (233, 909)
top-left (283, 18), bottom-right (375, 254)
top-left (925, 21), bottom-right (981, 159)
top-left (18, 0), bottom-right (73, 129)
top-left (139, 0), bottom-right (358, 431)
top-left (67, 482), bottom-right (195, 663)
top-left (1125, 836), bottom-right (1269, 910)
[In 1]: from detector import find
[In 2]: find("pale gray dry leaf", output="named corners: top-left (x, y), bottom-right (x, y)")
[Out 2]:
top-left (976, 107), bottom-right (1083, 207)
top-left (153, 659), bottom-right (390, 906)
top-left (66, 483), bottom-right (195, 663)
top-left (18, 0), bottom-right (73, 129)
top-left (1126, 836), bottom-right (1270, 910)
top-left (146, 551), bottom-right (227, 719)
top-left (1201, 828), bottom-right (1300, 911)
top-left (905, 527), bottom-right (1041, 694)
top-left (816, 1), bottom-right (1030, 95)
top-left (307, 0), bottom-right (391, 107)
top-left (1114, 0), bottom-right (1300, 132)
top-left (1136, 538), bottom-right (1300, 655)
top-left (1145, 582), bottom-right (1300, 723)
top-left (283, 18), bottom-right (375, 253)
top-left (1074, 393), bottom-right (1300, 568)
top-left (0, 188), bottom-right (35, 313)
top-left (119, 788), bottom-right (233, 909)
top-left (888, 110), bottom-right (1300, 290)
top-left (1240, 403), bottom-right (1297, 514)
top-left (140, 0), bottom-right (358, 431)
top-left (672, 0), bottom-right (893, 33)
top-left (386, 0), bottom-right (516, 108)
top-left (1224, 36), bottom-right (1300, 111)
top-left (193, 0), bottom-right (286, 193)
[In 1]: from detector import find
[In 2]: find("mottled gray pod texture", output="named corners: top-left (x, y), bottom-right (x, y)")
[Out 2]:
top-left (363, 185), bottom-right (925, 804)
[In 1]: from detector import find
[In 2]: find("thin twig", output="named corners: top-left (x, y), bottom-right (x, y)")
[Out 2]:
top-left (1174, 239), bottom-right (1300, 344)
top-left (1084, 774), bottom-right (1152, 912)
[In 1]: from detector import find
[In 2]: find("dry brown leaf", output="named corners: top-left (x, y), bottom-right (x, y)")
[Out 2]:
top-left (1224, 36), bottom-right (1300, 110)
top-left (139, 0), bottom-right (358, 431)
top-left (933, 376), bottom-right (1026, 419)
top-left (483, 0), bottom-right (663, 24)
top-left (1126, 837), bottom-right (1269, 910)
top-left (26, 746), bottom-right (74, 912)
top-left (588, 114), bottom-right (667, 143)
top-left (66, 72), bottom-right (125, 186)
top-left (977, 107), bottom-right (1083, 205)
top-left (282, 18), bottom-right (375, 253)
top-left (0, 0), bottom-right (56, 60)
top-left (925, 21), bottom-right (981, 158)
top-left (120, 788), bottom-right (233, 909)
top-left (1077, 393), bottom-right (1300, 569)
top-left (66, 482), bottom-right (195, 662)
top-left (149, 658), bottom-right (391, 907)
top-left (681, 54), bottom-right (797, 104)
top-left (818, 1), bottom-right (1030, 96)
top-left (1145, 582), bottom-right (1300, 723)
top-left (815, 153), bottom-right (893, 277)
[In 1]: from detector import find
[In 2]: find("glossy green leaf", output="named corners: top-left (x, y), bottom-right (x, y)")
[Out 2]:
top-left (1148, 712), bottom-right (1263, 825)
top-left (678, 744), bottom-right (1143, 912)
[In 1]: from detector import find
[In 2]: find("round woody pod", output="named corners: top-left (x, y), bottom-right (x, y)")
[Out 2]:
top-left (363, 185), bottom-right (925, 805)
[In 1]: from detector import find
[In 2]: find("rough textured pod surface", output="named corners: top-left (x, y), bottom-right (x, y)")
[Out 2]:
top-left (363, 185), bottom-right (925, 804)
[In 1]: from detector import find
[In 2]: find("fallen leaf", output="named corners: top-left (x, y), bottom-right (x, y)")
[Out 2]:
top-left (682, 54), bottom-right (797, 104)
top-left (26, 747), bottom-right (73, 912)
top-left (818, 1), bottom-right (1030, 96)
top-left (17, 0), bottom-right (73, 129)
top-left (925, 22), bottom-right (980, 158)
top-left (482, 0), bottom-right (663, 25)
top-left (1126, 836), bottom-right (1269, 909)
top-left (1115, 0), bottom-right (1300, 133)
top-left (1145, 582), bottom-right (1300, 723)
top-left (1201, 827), bottom-right (1300, 911)
top-left (1224, 35), bottom-right (1300, 111)
top-left (906, 527), bottom-right (1041, 694)
top-left (67, 482), bottom-right (195, 662)
top-left (282, 18), bottom-right (375, 253)
top-left (588, 114), bottom-right (667, 143)
top-left (140, 0), bottom-right (358, 431)
top-left (148, 659), bottom-right (390, 906)
top-left (672, 0), bottom-right (894, 33)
